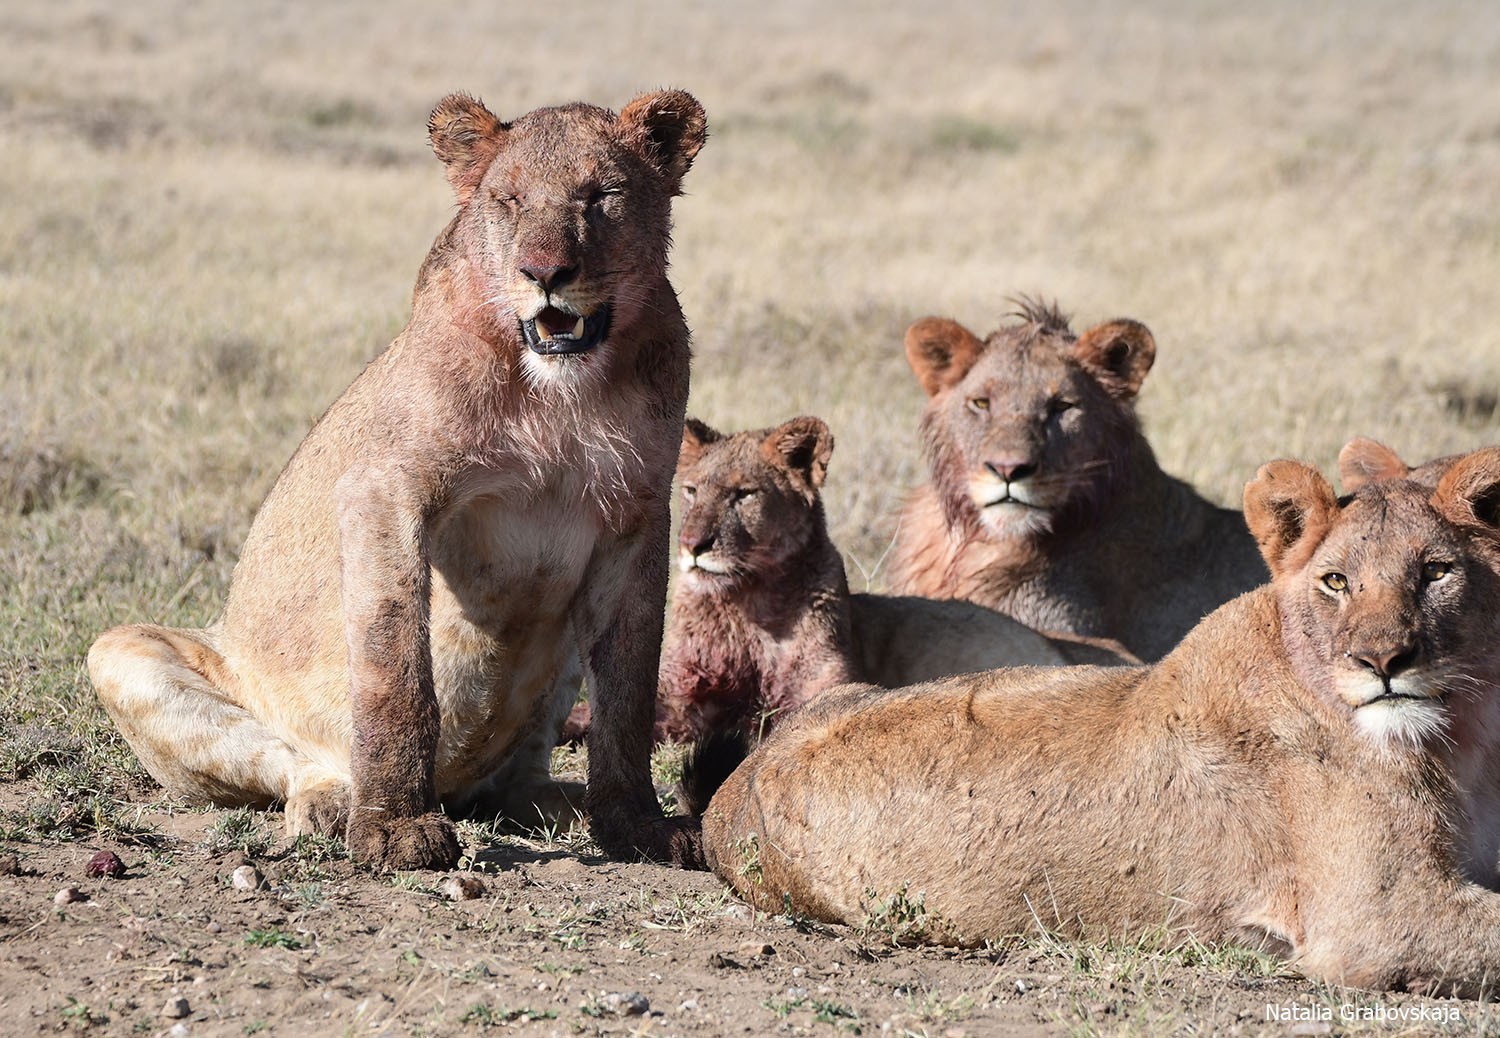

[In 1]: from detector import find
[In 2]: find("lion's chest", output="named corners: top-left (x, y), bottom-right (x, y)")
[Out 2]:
top-left (424, 468), bottom-right (609, 784)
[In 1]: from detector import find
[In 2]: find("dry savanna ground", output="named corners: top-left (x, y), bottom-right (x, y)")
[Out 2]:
top-left (4, 1), bottom-right (1500, 1035)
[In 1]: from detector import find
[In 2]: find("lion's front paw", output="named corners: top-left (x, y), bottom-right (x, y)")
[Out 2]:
top-left (285, 780), bottom-right (350, 838)
top-left (595, 813), bottom-right (704, 870)
top-left (347, 811), bottom-right (461, 871)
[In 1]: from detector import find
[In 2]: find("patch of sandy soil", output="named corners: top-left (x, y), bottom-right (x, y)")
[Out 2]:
top-left (0, 787), bottom-right (1489, 1037)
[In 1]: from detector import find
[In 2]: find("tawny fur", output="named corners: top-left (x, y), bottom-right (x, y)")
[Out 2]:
top-left (704, 448), bottom-right (1500, 995)
top-left (886, 300), bottom-right (1267, 661)
top-left (1338, 437), bottom-right (1500, 887)
top-left (654, 416), bottom-right (1135, 742)
top-left (88, 90), bottom-right (709, 871)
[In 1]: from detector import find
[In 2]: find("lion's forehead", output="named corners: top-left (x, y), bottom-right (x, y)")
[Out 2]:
top-left (961, 343), bottom-right (1089, 404)
top-left (486, 111), bottom-right (633, 187)
top-left (1318, 497), bottom-right (1464, 580)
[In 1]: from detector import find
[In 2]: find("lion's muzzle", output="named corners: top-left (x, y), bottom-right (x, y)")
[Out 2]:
top-left (521, 305), bottom-right (612, 356)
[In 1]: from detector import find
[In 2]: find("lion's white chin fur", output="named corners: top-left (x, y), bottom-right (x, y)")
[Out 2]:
top-left (519, 343), bottom-right (613, 398)
top-left (975, 499), bottom-right (1054, 540)
top-left (1340, 669), bottom-right (1451, 751)
top-left (1353, 698), bottom-right (1450, 751)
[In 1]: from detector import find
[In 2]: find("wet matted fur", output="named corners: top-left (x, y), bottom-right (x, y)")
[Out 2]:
top-left (89, 90), bottom-right (708, 870)
top-left (886, 300), bottom-right (1267, 661)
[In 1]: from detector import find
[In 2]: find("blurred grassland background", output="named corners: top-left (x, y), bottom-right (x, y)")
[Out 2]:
top-left (2, 0), bottom-right (1500, 787)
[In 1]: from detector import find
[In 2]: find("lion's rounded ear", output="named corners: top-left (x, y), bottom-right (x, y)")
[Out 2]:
top-left (619, 90), bottom-right (707, 196)
top-left (428, 93), bottom-right (507, 205)
top-left (1432, 447), bottom-right (1500, 535)
top-left (1243, 460), bottom-right (1339, 577)
top-left (1337, 437), bottom-right (1408, 492)
top-left (762, 416), bottom-right (834, 491)
top-left (905, 317), bottom-right (984, 397)
top-left (679, 418), bottom-right (722, 473)
top-left (1073, 319), bottom-right (1156, 400)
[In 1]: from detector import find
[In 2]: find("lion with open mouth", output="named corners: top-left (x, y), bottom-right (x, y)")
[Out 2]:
top-left (88, 89), bottom-right (708, 871)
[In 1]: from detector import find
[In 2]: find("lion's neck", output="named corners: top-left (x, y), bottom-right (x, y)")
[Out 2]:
top-left (658, 528), bottom-right (855, 737)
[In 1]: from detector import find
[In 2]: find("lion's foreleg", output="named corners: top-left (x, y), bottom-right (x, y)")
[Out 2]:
top-left (335, 465), bottom-right (460, 871)
top-left (574, 507), bottom-right (703, 869)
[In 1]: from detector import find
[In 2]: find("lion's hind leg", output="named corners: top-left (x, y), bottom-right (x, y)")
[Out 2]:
top-left (88, 624), bottom-right (341, 829)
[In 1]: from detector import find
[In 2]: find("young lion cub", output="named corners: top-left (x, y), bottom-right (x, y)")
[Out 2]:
top-left (653, 417), bottom-right (1134, 742)
top-left (88, 90), bottom-right (708, 870)
top-left (886, 300), bottom-right (1267, 661)
top-left (702, 448), bottom-right (1500, 995)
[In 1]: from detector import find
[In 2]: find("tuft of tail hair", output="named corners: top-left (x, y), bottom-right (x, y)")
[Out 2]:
top-left (678, 729), bottom-right (751, 817)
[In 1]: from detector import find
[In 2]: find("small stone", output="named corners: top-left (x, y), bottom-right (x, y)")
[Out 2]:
top-left (786, 987), bottom-right (808, 999)
top-left (230, 865), bottom-right (262, 891)
top-left (599, 991), bottom-right (649, 1017)
top-left (54, 886), bottom-right (86, 906)
top-left (86, 850), bottom-right (126, 879)
top-left (205, 920), bottom-right (222, 934)
top-left (791, 966), bottom-right (806, 978)
top-left (1014, 979), bottom-right (1028, 994)
top-left (0, 852), bottom-right (20, 875)
top-left (169, 1026), bottom-right (190, 1038)
top-left (438, 874), bottom-right (486, 901)
top-left (677, 999), bottom-right (700, 1013)
top-left (739, 940), bottom-right (775, 957)
top-left (162, 995), bottom-right (190, 1019)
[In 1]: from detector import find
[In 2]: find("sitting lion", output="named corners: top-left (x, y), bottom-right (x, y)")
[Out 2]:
top-left (653, 416), bottom-right (1135, 742)
top-left (699, 448), bottom-right (1500, 995)
top-left (88, 90), bottom-right (708, 871)
top-left (885, 300), bottom-right (1267, 661)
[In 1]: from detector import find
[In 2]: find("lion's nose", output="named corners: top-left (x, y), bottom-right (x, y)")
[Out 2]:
top-left (520, 263), bottom-right (579, 291)
top-left (683, 531), bottom-right (716, 558)
top-left (985, 459), bottom-right (1038, 483)
top-left (1352, 643), bottom-right (1418, 680)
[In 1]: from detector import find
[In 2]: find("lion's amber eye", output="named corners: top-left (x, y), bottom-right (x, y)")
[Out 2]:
top-left (1422, 561), bottom-right (1451, 583)
top-left (967, 397), bottom-right (990, 413)
top-left (1321, 572), bottom-right (1349, 593)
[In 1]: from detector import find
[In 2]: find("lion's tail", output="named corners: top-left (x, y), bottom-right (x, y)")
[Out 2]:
top-left (678, 729), bottom-right (750, 818)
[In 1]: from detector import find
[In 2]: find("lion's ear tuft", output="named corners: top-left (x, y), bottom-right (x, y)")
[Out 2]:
top-left (762, 417), bottom-right (834, 491)
top-left (679, 418), bottom-right (722, 473)
top-left (1073, 319), bottom-right (1155, 400)
top-left (619, 90), bottom-right (707, 196)
top-left (1337, 437), bottom-right (1409, 492)
top-left (428, 93), bottom-right (507, 205)
top-left (1432, 447), bottom-right (1500, 534)
top-left (1243, 460), bottom-right (1339, 577)
top-left (904, 317), bottom-right (984, 397)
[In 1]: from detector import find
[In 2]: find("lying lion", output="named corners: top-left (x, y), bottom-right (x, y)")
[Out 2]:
top-left (700, 447), bottom-right (1500, 994)
top-left (658, 415), bottom-right (1135, 742)
top-left (562, 417), bottom-right (1134, 745)
top-left (1337, 437), bottom-right (1500, 888)
top-left (886, 300), bottom-right (1267, 661)
top-left (88, 90), bottom-right (708, 870)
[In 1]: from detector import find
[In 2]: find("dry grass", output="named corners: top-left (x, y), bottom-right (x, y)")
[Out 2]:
top-left (3, 0), bottom-right (1500, 1029)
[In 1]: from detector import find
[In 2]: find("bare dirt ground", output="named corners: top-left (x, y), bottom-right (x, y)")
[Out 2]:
top-left (9, 783), bottom-right (1474, 1038)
